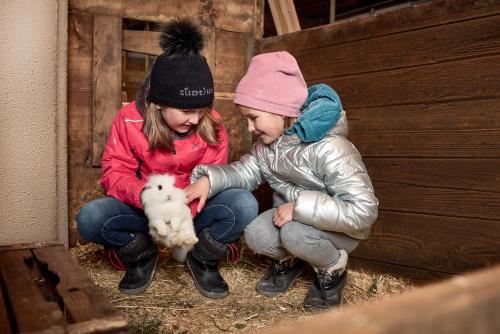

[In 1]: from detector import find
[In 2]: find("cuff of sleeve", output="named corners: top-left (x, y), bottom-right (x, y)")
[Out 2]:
top-left (134, 184), bottom-right (145, 209)
top-left (191, 165), bottom-right (225, 199)
top-left (293, 190), bottom-right (317, 226)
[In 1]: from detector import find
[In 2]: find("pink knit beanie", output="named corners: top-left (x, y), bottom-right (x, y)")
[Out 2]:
top-left (233, 51), bottom-right (308, 117)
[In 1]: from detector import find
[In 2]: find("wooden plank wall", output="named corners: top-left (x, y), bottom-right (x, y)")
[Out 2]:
top-left (259, 0), bottom-right (500, 281)
top-left (68, 0), bottom-right (264, 245)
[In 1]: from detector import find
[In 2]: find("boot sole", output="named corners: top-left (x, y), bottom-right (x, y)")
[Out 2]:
top-left (119, 253), bottom-right (159, 295)
top-left (186, 258), bottom-right (229, 299)
top-left (256, 266), bottom-right (305, 297)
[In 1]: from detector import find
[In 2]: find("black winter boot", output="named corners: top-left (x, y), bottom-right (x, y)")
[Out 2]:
top-left (256, 258), bottom-right (305, 297)
top-left (186, 228), bottom-right (229, 299)
top-left (114, 233), bottom-right (158, 294)
top-left (303, 269), bottom-right (348, 309)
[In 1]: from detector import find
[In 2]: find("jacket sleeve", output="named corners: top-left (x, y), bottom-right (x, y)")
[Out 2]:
top-left (293, 138), bottom-right (378, 239)
top-left (191, 143), bottom-right (264, 198)
top-left (99, 113), bottom-right (146, 209)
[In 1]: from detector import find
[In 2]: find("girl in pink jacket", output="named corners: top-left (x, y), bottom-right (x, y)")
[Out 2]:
top-left (76, 19), bottom-right (257, 297)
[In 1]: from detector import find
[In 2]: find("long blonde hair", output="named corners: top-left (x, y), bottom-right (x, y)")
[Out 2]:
top-left (142, 102), bottom-right (221, 151)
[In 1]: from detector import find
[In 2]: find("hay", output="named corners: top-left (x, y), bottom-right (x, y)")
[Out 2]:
top-left (71, 243), bottom-right (412, 333)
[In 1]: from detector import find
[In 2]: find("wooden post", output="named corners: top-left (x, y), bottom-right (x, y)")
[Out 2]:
top-left (330, 0), bottom-right (336, 23)
top-left (268, 0), bottom-right (301, 35)
top-left (91, 15), bottom-right (122, 166)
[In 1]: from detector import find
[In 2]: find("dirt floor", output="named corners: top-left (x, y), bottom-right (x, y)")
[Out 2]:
top-left (71, 243), bottom-right (413, 334)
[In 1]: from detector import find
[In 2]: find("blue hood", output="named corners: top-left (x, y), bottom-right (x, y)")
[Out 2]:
top-left (285, 84), bottom-right (343, 143)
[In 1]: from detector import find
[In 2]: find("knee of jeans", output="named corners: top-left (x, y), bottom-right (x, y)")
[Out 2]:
top-left (280, 222), bottom-right (309, 255)
top-left (228, 189), bottom-right (258, 223)
top-left (76, 201), bottom-right (104, 242)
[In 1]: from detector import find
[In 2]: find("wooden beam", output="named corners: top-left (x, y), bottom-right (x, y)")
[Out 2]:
top-left (259, 0), bottom-right (500, 53)
top-left (91, 15), bottom-right (122, 166)
top-left (260, 264), bottom-right (500, 334)
top-left (268, 0), bottom-right (301, 35)
top-left (123, 30), bottom-right (162, 56)
top-left (330, 0), bottom-right (336, 23)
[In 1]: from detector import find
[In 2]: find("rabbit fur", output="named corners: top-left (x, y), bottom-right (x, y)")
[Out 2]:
top-left (141, 174), bottom-right (198, 255)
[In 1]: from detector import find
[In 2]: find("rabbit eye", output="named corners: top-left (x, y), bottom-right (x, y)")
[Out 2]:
top-left (157, 185), bottom-right (162, 190)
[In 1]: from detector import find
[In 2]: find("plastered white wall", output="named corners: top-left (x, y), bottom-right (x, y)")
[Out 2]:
top-left (0, 0), bottom-right (67, 245)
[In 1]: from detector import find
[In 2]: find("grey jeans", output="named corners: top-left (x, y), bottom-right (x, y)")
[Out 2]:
top-left (244, 209), bottom-right (359, 269)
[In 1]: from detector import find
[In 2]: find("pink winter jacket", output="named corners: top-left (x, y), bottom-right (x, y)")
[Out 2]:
top-left (100, 101), bottom-right (228, 217)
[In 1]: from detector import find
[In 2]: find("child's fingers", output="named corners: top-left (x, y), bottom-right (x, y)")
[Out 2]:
top-left (197, 195), bottom-right (207, 212)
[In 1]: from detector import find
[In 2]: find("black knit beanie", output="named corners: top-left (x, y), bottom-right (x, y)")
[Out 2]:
top-left (148, 19), bottom-right (214, 109)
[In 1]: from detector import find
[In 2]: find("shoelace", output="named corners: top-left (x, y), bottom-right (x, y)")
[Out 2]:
top-left (226, 242), bottom-right (240, 264)
top-left (107, 249), bottom-right (126, 271)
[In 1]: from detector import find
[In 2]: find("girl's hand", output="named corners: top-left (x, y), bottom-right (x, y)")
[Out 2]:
top-left (185, 176), bottom-right (210, 213)
top-left (273, 202), bottom-right (295, 227)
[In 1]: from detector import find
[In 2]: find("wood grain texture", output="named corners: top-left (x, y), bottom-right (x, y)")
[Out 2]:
top-left (214, 98), bottom-right (250, 162)
top-left (259, 0), bottom-right (500, 53)
top-left (296, 14), bottom-right (500, 79)
top-left (352, 211), bottom-right (500, 274)
top-left (34, 246), bottom-right (121, 323)
top-left (315, 55), bottom-right (500, 108)
top-left (68, 13), bottom-right (104, 247)
top-left (373, 181), bottom-right (500, 220)
top-left (91, 15), bottom-right (122, 166)
top-left (348, 257), bottom-right (452, 285)
top-left (364, 158), bottom-right (500, 192)
top-left (214, 30), bottom-right (249, 93)
top-left (0, 280), bottom-right (12, 334)
top-left (0, 250), bottom-right (65, 332)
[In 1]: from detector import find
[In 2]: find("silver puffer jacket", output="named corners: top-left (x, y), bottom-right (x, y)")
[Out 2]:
top-left (191, 110), bottom-right (378, 240)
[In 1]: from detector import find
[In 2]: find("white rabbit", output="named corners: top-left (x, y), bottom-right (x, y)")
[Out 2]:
top-left (140, 174), bottom-right (198, 253)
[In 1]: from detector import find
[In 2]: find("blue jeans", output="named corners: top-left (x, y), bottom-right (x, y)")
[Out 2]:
top-left (77, 189), bottom-right (258, 248)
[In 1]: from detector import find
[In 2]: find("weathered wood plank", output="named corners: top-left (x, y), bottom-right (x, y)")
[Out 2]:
top-left (373, 181), bottom-right (500, 220)
top-left (347, 100), bottom-right (500, 132)
top-left (296, 14), bottom-right (500, 79)
top-left (352, 211), bottom-right (500, 274)
top-left (67, 13), bottom-right (102, 246)
top-left (69, 0), bottom-right (212, 26)
top-left (253, 0), bottom-right (265, 39)
top-left (213, 0), bottom-right (257, 33)
top-left (349, 129), bottom-right (500, 158)
top-left (348, 100), bottom-right (500, 157)
top-left (70, 0), bottom-right (259, 33)
top-left (268, 0), bottom-right (301, 35)
top-left (348, 257), bottom-right (452, 285)
top-left (123, 30), bottom-right (162, 55)
top-left (259, 0), bottom-right (500, 53)
top-left (214, 30), bottom-right (249, 93)
top-left (364, 158), bottom-right (500, 193)
top-left (91, 15), bottom-right (122, 166)
top-left (67, 13), bottom-right (93, 91)
top-left (0, 250), bottom-right (66, 332)
top-left (316, 55), bottom-right (500, 108)
top-left (33, 246), bottom-right (121, 323)
top-left (261, 264), bottom-right (500, 334)
top-left (213, 98), bottom-right (250, 162)
top-left (122, 26), bottom-right (215, 68)
top-left (0, 280), bottom-right (13, 334)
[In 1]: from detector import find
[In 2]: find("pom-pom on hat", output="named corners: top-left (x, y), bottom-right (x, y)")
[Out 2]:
top-left (233, 51), bottom-right (307, 117)
top-left (148, 18), bottom-right (214, 109)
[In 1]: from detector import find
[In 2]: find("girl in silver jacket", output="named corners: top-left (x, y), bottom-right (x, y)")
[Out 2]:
top-left (188, 51), bottom-right (378, 309)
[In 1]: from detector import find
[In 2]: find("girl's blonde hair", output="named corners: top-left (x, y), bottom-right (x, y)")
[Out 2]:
top-left (142, 102), bottom-right (221, 151)
top-left (285, 116), bottom-right (297, 129)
